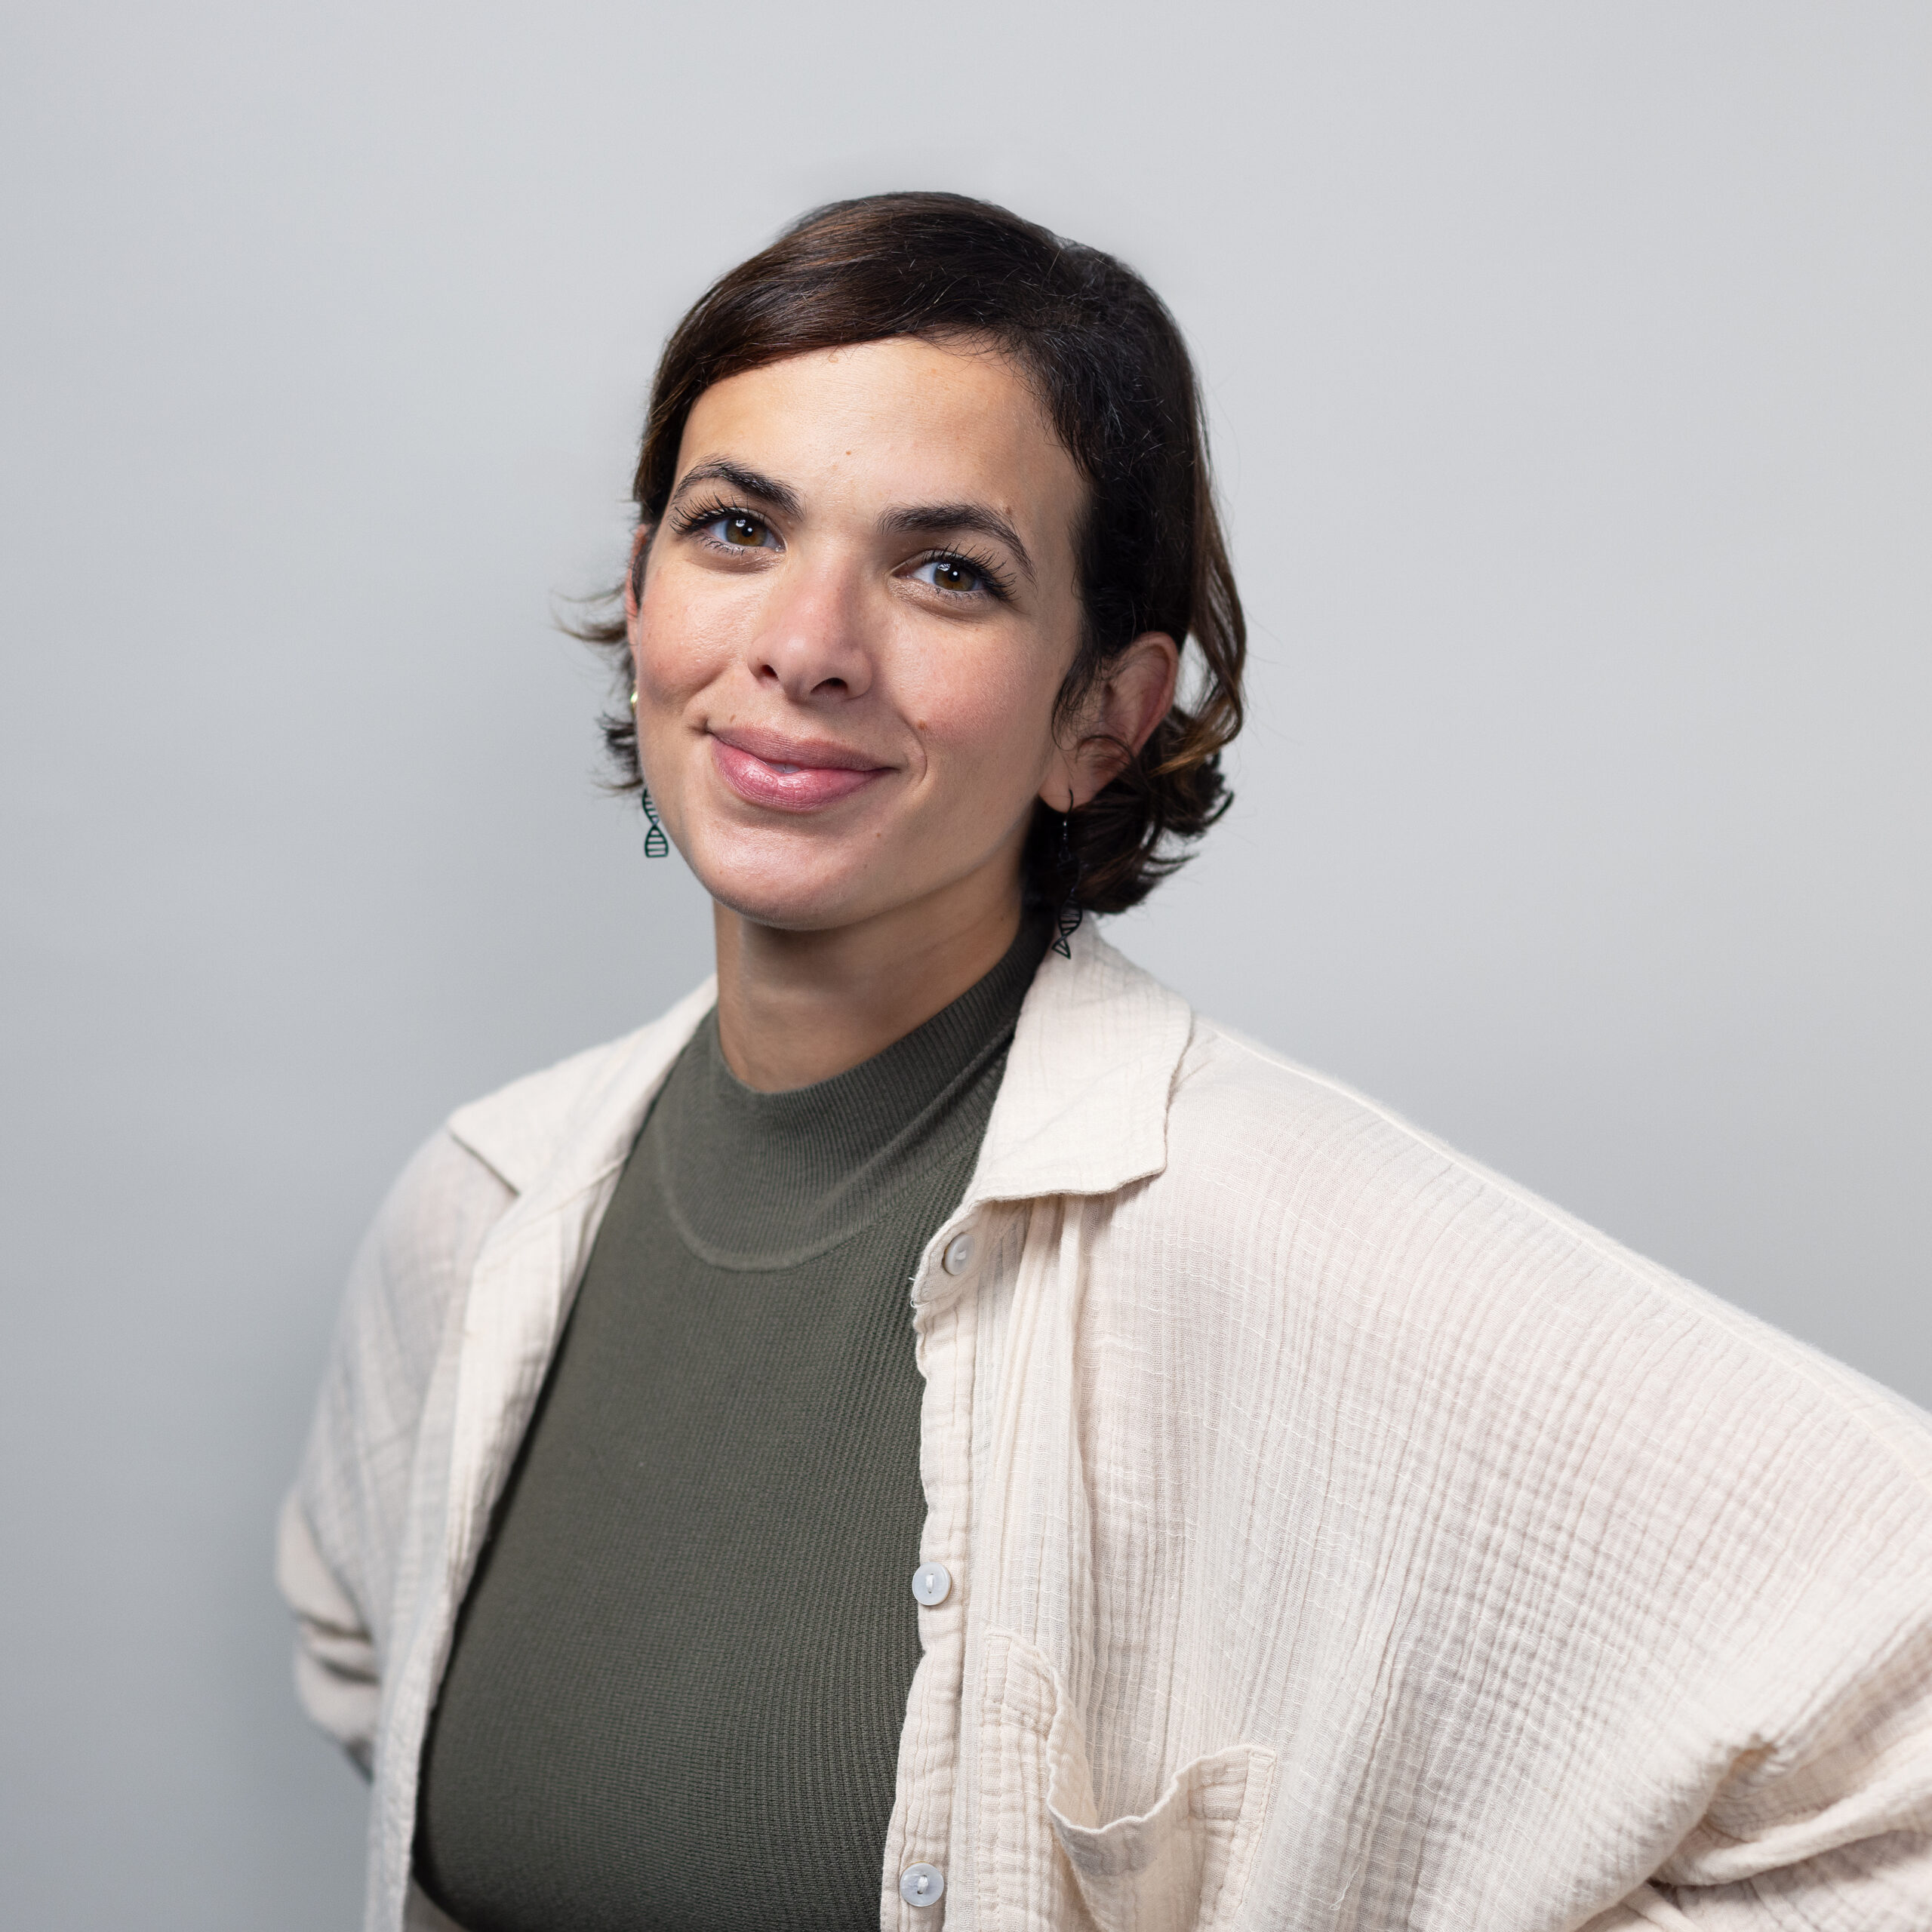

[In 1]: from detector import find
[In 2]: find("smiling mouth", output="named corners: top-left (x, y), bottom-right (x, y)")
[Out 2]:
top-left (708, 731), bottom-right (891, 814)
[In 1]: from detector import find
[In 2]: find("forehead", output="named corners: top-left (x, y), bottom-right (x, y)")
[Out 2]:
top-left (674, 337), bottom-right (1082, 526)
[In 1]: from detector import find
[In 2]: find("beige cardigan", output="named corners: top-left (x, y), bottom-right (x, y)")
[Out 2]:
top-left (280, 929), bottom-right (1932, 1931)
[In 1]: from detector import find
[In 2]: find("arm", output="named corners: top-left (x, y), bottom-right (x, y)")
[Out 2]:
top-left (1647, 1661), bottom-right (1932, 1929)
top-left (276, 1127), bottom-right (515, 1770)
top-left (277, 1484), bottom-right (382, 1773)
top-left (1601, 1413), bottom-right (1932, 1930)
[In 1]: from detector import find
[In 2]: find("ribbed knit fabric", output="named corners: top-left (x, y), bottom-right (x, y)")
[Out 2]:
top-left (413, 918), bottom-right (1048, 1932)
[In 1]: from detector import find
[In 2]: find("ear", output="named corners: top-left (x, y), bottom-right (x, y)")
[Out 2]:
top-left (1041, 632), bottom-right (1182, 811)
top-left (623, 525), bottom-right (656, 624)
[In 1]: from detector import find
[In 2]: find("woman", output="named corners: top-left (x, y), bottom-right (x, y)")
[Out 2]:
top-left (281, 194), bottom-right (1932, 1932)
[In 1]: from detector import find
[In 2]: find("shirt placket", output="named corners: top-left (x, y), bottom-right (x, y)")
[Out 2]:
top-left (879, 1198), bottom-right (1011, 1929)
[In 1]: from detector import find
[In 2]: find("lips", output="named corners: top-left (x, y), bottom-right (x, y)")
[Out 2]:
top-left (708, 728), bottom-right (891, 813)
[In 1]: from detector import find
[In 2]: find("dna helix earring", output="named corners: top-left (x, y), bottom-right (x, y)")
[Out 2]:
top-left (1053, 801), bottom-right (1084, 958)
top-left (630, 685), bottom-right (669, 859)
top-left (638, 789), bottom-right (669, 860)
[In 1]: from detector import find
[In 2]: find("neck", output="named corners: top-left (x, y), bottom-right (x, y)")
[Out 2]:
top-left (712, 872), bottom-right (1026, 1093)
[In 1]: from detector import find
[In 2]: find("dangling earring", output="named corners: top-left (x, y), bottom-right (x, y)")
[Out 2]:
top-left (639, 787), bottom-right (669, 859)
top-left (630, 685), bottom-right (668, 859)
top-left (1053, 803), bottom-right (1084, 958)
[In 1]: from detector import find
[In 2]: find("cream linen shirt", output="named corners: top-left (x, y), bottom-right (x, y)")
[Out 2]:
top-left (280, 930), bottom-right (1932, 1932)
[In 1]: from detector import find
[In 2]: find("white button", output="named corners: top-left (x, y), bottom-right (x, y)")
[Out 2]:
top-left (912, 1561), bottom-right (952, 1607)
top-left (942, 1232), bottom-right (975, 1275)
top-left (900, 1863), bottom-right (946, 1907)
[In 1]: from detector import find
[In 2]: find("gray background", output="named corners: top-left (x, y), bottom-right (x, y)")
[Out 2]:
top-left (2, 3), bottom-right (1926, 1924)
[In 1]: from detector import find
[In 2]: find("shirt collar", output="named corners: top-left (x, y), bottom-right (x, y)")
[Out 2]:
top-left (445, 977), bottom-right (717, 1198)
top-left (965, 922), bottom-right (1193, 1207)
top-left (444, 921), bottom-right (1191, 1214)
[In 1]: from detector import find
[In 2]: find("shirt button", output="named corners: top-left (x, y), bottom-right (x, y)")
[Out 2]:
top-left (942, 1232), bottom-right (975, 1275)
top-left (900, 1863), bottom-right (946, 1907)
top-left (911, 1561), bottom-right (952, 1607)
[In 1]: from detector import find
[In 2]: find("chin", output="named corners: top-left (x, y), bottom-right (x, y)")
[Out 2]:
top-left (690, 838), bottom-right (893, 934)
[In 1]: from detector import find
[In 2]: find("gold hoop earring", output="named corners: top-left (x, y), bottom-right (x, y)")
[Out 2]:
top-left (628, 685), bottom-right (638, 711)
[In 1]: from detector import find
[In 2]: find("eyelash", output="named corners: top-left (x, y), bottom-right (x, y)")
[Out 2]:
top-left (669, 496), bottom-right (771, 543)
top-left (912, 544), bottom-right (1015, 603)
top-left (669, 498), bottom-right (1015, 603)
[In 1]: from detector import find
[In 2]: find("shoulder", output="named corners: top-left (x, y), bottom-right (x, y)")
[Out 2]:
top-left (1158, 1010), bottom-right (1547, 1242)
top-left (1146, 1008), bottom-right (1932, 1487)
top-left (444, 976), bottom-right (716, 1194)
top-left (356, 1029), bottom-right (651, 1286)
top-left (336, 976), bottom-right (717, 1391)
top-left (296, 979), bottom-right (718, 1576)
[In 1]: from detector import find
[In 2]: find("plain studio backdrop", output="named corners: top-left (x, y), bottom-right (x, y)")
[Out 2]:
top-left (2, 3), bottom-right (1927, 1924)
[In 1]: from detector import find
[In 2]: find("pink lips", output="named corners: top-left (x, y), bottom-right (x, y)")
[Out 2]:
top-left (709, 728), bottom-right (891, 813)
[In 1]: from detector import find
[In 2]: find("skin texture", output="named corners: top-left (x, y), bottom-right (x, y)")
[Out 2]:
top-left (626, 336), bottom-right (1178, 1091)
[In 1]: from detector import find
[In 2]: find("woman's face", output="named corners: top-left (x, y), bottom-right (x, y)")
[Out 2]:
top-left (627, 336), bottom-right (1147, 934)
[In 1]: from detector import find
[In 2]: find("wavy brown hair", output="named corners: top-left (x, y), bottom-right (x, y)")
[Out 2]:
top-left (577, 191), bottom-right (1245, 915)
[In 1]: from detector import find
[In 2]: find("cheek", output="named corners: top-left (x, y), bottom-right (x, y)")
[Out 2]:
top-left (627, 579), bottom-right (743, 807)
top-left (905, 632), bottom-right (1066, 791)
top-left (630, 570), bottom-right (743, 702)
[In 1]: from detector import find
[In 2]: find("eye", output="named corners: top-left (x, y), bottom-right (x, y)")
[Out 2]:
top-left (913, 554), bottom-right (985, 595)
top-left (712, 511), bottom-right (774, 549)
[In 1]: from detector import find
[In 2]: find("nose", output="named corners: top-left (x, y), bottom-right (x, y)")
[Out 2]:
top-left (749, 560), bottom-right (874, 704)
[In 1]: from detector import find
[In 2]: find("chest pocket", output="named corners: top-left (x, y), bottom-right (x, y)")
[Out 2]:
top-left (977, 1628), bottom-right (1276, 1932)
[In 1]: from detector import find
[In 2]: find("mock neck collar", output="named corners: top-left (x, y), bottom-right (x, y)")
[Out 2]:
top-left (647, 916), bottom-right (1048, 1269)
top-left (446, 923), bottom-right (1194, 1221)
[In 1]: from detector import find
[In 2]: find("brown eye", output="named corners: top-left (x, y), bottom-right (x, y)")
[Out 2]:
top-left (920, 555), bottom-right (983, 594)
top-left (722, 513), bottom-right (767, 547)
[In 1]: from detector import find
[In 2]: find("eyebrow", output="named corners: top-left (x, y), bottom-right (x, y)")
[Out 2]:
top-left (878, 503), bottom-right (1035, 582)
top-left (669, 458), bottom-right (803, 520)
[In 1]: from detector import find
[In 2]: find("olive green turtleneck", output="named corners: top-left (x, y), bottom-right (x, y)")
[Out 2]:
top-left (415, 918), bottom-right (1048, 1932)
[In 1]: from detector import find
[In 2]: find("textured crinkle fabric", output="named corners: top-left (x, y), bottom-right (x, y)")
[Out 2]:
top-left (281, 933), bottom-right (1932, 1932)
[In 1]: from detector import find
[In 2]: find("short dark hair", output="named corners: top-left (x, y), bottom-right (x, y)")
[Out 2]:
top-left (580, 190), bottom-right (1245, 915)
